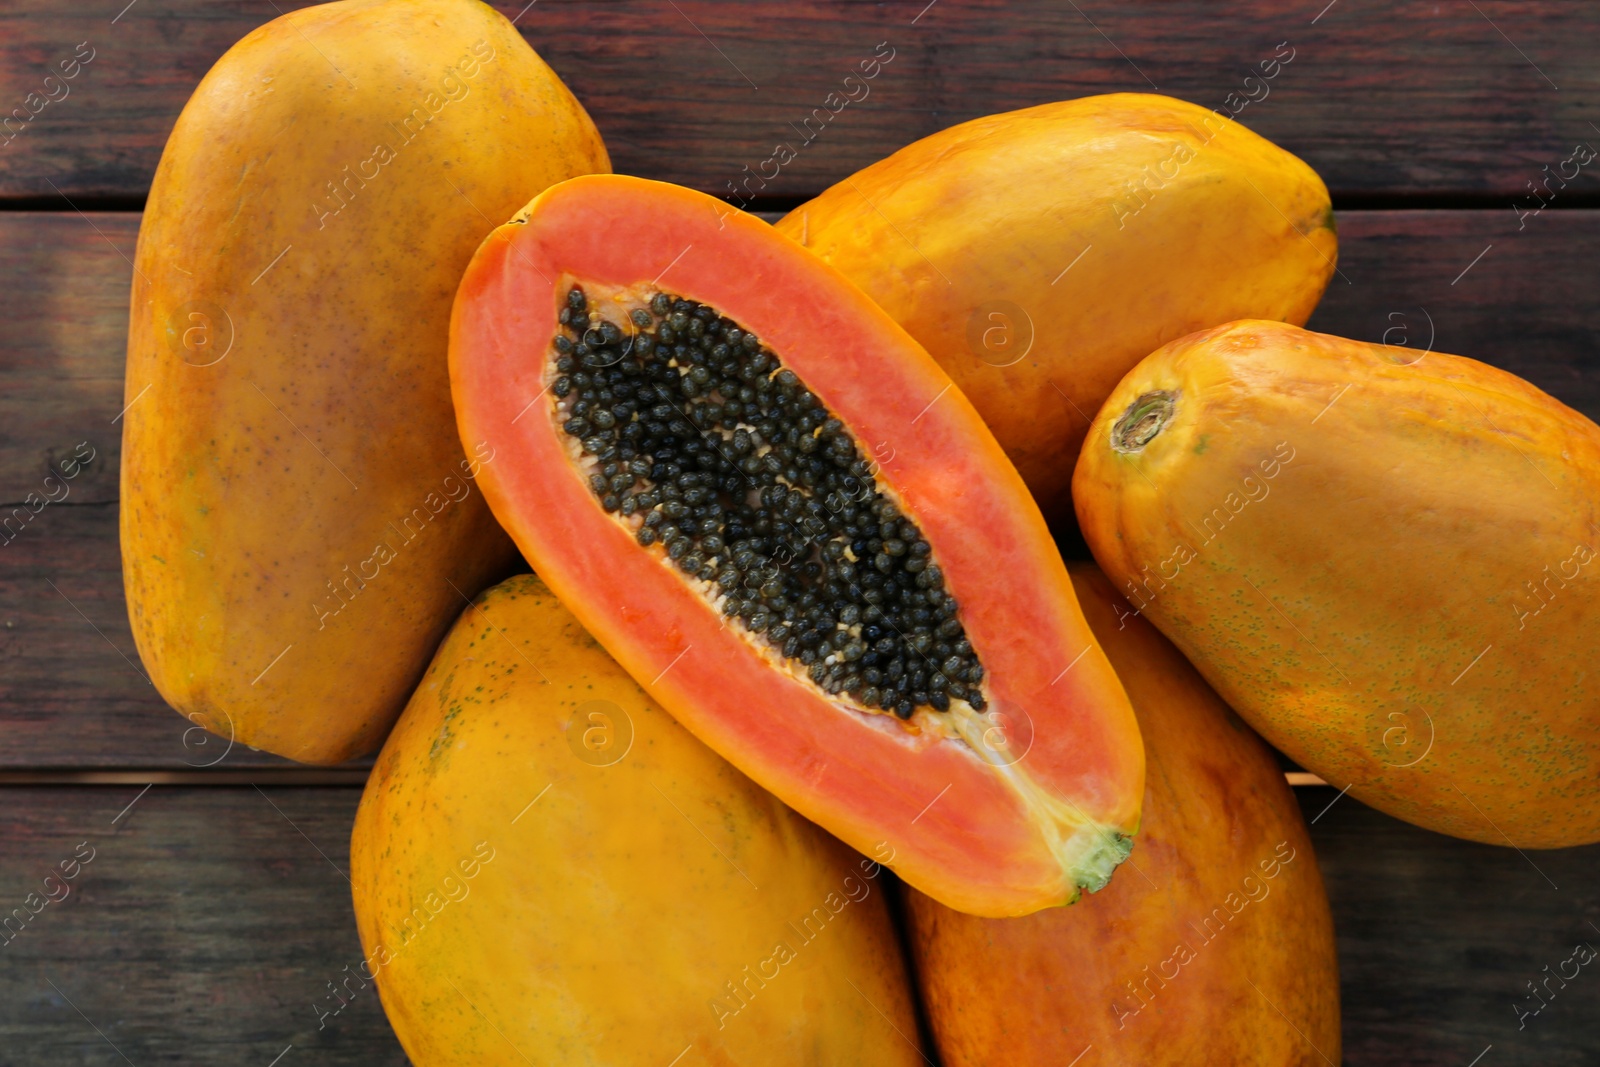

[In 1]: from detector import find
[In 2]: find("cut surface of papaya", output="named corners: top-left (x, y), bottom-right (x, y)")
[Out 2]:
top-left (351, 575), bottom-right (925, 1066)
top-left (777, 93), bottom-right (1336, 530)
top-left (907, 562), bottom-right (1340, 1066)
top-left (121, 0), bottom-right (609, 763)
top-left (1075, 319), bottom-right (1600, 847)
top-left (450, 174), bottom-right (1145, 916)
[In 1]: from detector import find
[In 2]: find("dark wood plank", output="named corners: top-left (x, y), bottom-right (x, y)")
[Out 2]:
top-left (1297, 787), bottom-right (1600, 1067)
top-left (0, 784), bottom-right (1594, 1064)
top-left (1306, 209), bottom-right (1600, 421)
top-left (0, 212), bottom-right (182, 768)
top-left (1, 1), bottom-right (1595, 202)
top-left (4, 209), bottom-right (1600, 768)
top-left (0, 786), bottom-right (406, 1065)
top-left (0, 212), bottom-right (128, 505)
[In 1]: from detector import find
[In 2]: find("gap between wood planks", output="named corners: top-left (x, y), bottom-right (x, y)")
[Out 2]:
top-left (0, 769), bottom-right (1330, 787)
top-left (6, 194), bottom-right (1600, 215)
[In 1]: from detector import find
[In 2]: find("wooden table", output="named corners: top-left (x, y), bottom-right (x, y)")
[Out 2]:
top-left (3, 2), bottom-right (1597, 1063)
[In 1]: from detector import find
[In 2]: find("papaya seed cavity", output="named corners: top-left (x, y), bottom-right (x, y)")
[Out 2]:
top-left (550, 284), bottom-right (989, 724)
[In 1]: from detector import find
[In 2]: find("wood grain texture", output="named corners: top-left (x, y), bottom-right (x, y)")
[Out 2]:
top-left (1306, 210), bottom-right (1600, 418)
top-left (0, 1), bottom-right (1596, 202)
top-left (0, 787), bottom-right (406, 1065)
top-left (0, 212), bottom-right (129, 506)
top-left (4, 209), bottom-right (1599, 768)
top-left (1300, 788), bottom-right (1600, 1067)
top-left (0, 785), bottom-right (1594, 1064)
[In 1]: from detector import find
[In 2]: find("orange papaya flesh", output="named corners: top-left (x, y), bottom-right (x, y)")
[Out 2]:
top-left (1075, 319), bottom-right (1600, 847)
top-left (777, 93), bottom-right (1336, 530)
top-left (350, 574), bottom-right (926, 1066)
top-left (907, 562), bottom-right (1340, 1066)
top-left (121, 0), bottom-right (609, 763)
top-left (450, 173), bottom-right (1145, 917)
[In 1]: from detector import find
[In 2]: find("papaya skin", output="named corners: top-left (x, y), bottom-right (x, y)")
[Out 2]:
top-left (1075, 319), bottom-right (1600, 847)
top-left (777, 93), bottom-right (1336, 528)
top-left (906, 562), bottom-right (1339, 1066)
top-left (121, 0), bottom-right (609, 763)
top-left (350, 574), bottom-right (926, 1067)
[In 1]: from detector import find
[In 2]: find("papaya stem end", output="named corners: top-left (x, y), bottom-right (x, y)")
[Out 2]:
top-left (1111, 391), bottom-right (1178, 453)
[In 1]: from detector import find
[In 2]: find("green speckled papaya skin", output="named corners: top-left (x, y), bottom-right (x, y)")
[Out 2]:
top-left (350, 575), bottom-right (925, 1066)
top-left (1074, 319), bottom-right (1600, 847)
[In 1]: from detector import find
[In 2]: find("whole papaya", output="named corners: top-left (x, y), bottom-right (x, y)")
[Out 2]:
top-left (350, 574), bottom-right (925, 1066)
top-left (777, 93), bottom-right (1335, 528)
top-left (1075, 319), bottom-right (1600, 846)
top-left (121, 0), bottom-right (609, 762)
top-left (907, 562), bottom-right (1338, 1066)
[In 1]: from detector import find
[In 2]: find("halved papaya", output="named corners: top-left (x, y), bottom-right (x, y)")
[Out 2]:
top-left (449, 174), bottom-right (1145, 917)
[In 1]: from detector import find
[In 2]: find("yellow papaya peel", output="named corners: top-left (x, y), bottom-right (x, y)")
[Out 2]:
top-left (777, 93), bottom-right (1335, 528)
top-left (350, 575), bottom-right (925, 1066)
top-left (121, 0), bottom-right (609, 762)
top-left (906, 563), bottom-right (1339, 1066)
top-left (1075, 319), bottom-right (1600, 847)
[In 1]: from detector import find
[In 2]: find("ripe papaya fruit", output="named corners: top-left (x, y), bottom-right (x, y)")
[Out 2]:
top-left (121, 0), bottom-right (609, 762)
top-left (1075, 319), bottom-right (1600, 847)
top-left (449, 174), bottom-right (1145, 916)
top-left (349, 574), bottom-right (925, 1066)
top-left (906, 562), bottom-right (1339, 1066)
top-left (776, 93), bottom-right (1336, 528)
